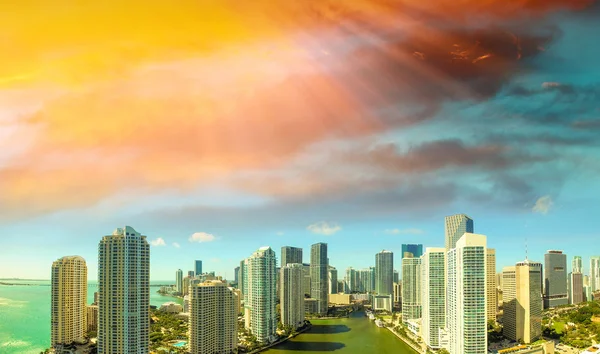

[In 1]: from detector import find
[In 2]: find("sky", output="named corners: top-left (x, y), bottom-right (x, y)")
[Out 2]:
top-left (1, 1), bottom-right (599, 281)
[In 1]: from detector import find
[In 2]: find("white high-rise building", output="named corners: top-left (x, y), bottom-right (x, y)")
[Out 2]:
top-left (487, 249), bottom-right (497, 321)
top-left (176, 269), bottom-right (183, 294)
top-left (244, 247), bottom-right (277, 343)
top-left (98, 226), bottom-right (150, 354)
top-left (572, 256), bottom-right (583, 274)
top-left (189, 280), bottom-right (237, 354)
top-left (51, 256), bottom-right (88, 348)
top-left (280, 264), bottom-right (305, 329)
top-left (591, 256), bottom-right (600, 292)
top-left (447, 233), bottom-right (487, 354)
top-left (402, 254), bottom-right (421, 323)
top-left (421, 248), bottom-right (445, 349)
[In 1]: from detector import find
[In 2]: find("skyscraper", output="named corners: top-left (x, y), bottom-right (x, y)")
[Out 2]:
top-left (375, 250), bottom-right (394, 296)
top-left (98, 226), bottom-right (150, 354)
top-left (447, 233), bottom-right (487, 354)
top-left (176, 269), bottom-right (183, 294)
top-left (487, 249), bottom-right (497, 321)
top-left (310, 243), bottom-right (328, 315)
top-left (281, 246), bottom-right (303, 267)
top-left (280, 264), bottom-right (305, 329)
top-left (570, 272), bottom-right (584, 305)
top-left (444, 214), bottom-right (474, 252)
top-left (402, 253), bottom-right (421, 323)
top-left (302, 263), bottom-right (311, 296)
top-left (345, 267), bottom-right (357, 293)
top-left (544, 250), bottom-right (568, 308)
top-left (188, 270), bottom-right (195, 278)
top-left (194, 260), bottom-right (203, 276)
top-left (402, 244), bottom-right (423, 259)
top-left (244, 247), bottom-right (277, 343)
top-left (572, 256), bottom-right (583, 273)
top-left (421, 248), bottom-right (445, 349)
top-left (359, 268), bottom-right (375, 293)
top-left (51, 256), bottom-right (88, 348)
top-left (234, 266), bottom-right (240, 285)
top-left (189, 280), bottom-right (237, 354)
top-left (238, 260), bottom-right (246, 296)
top-left (393, 270), bottom-right (399, 284)
top-left (590, 256), bottom-right (600, 292)
top-left (329, 267), bottom-right (338, 294)
top-left (502, 260), bottom-right (543, 344)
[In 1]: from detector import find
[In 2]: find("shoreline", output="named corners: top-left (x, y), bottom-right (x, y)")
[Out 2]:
top-left (247, 324), bottom-right (313, 353)
top-left (385, 327), bottom-right (424, 354)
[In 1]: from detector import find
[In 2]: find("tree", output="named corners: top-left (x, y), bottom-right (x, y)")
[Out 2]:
top-left (438, 349), bottom-right (450, 354)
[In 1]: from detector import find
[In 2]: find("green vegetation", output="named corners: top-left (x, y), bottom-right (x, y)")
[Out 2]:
top-left (488, 319), bottom-right (503, 343)
top-left (149, 309), bottom-right (188, 353)
top-left (542, 300), bottom-right (600, 349)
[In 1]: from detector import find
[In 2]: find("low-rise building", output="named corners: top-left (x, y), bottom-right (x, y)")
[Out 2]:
top-left (372, 294), bottom-right (393, 312)
top-left (328, 293), bottom-right (351, 305)
top-left (159, 302), bottom-right (183, 313)
top-left (304, 298), bottom-right (318, 314)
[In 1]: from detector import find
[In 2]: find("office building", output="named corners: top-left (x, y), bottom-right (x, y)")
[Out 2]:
top-left (280, 264), bottom-right (305, 329)
top-left (447, 233), bottom-right (487, 354)
top-left (358, 268), bottom-right (375, 293)
top-left (86, 305), bottom-right (98, 333)
top-left (402, 253), bottom-right (421, 323)
top-left (345, 267), bottom-right (358, 293)
top-left (444, 214), bottom-right (474, 252)
top-left (421, 248), bottom-right (445, 349)
top-left (591, 257), bottom-right (600, 292)
top-left (402, 244), bottom-right (423, 259)
top-left (393, 270), bottom-right (399, 284)
top-left (183, 276), bottom-right (192, 296)
top-left (376, 250), bottom-right (394, 296)
top-left (194, 260), bottom-right (203, 276)
top-left (51, 256), bottom-right (88, 348)
top-left (310, 243), bottom-right (328, 315)
top-left (329, 267), bottom-right (338, 294)
top-left (502, 259), bottom-right (543, 344)
top-left (372, 294), bottom-right (393, 312)
top-left (98, 226), bottom-right (150, 354)
top-left (189, 280), bottom-right (237, 354)
top-left (572, 256), bottom-right (583, 274)
top-left (234, 266), bottom-right (240, 285)
top-left (238, 260), bottom-right (246, 296)
top-left (393, 282), bottom-right (402, 304)
top-left (281, 246), bottom-right (303, 267)
top-left (244, 247), bottom-right (277, 343)
top-left (302, 263), bottom-right (311, 296)
top-left (188, 270), bottom-right (195, 278)
top-left (570, 272), bottom-right (584, 305)
top-left (176, 269), bottom-right (183, 294)
top-left (487, 249), bottom-right (497, 321)
top-left (544, 250), bottom-right (568, 308)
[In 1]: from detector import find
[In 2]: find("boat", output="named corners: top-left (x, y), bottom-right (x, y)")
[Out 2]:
top-left (375, 319), bottom-right (384, 327)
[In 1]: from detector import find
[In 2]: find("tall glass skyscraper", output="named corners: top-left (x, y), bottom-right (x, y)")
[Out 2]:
top-left (281, 246), bottom-right (303, 267)
top-left (194, 260), bottom-right (203, 276)
top-left (176, 269), bottom-right (183, 294)
top-left (445, 214), bottom-right (474, 252)
top-left (375, 250), bottom-right (394, 296)
top-left (543, 250), bottom-right (568, 308)
top-left (590, 256), bottom-right (600, 292)
top-left (244, 247), bottom-right (277, 343)
top-left (98, 226), bottom-right (150, 354)
top-left (402, 244), bottom-right (423, 259)
top-left (310, 243), bottom-right (328, 315)
top-left (401, 254), bottom-right (421, 323)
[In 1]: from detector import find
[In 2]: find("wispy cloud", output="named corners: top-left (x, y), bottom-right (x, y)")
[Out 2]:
top-left (172, 242), bottom-right (180, 248)
top-left (307, 221), bottom-right (341, 236)
top-left (189, 232), bottom-right (216, 243)
top-left (150, 237), bottom-right (166, 247)
top-left (532, 195), bottom-right (553, 214)
top-left (384, 228), bottom-right (424, 235)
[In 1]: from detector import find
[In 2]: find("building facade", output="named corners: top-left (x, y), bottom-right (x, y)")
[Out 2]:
top-left (375, 250), bottom-right (394, 296)
top-left (189, 280), bottom-right (237, 354)
top-left (244, 247), bottom-right (277, 343)
top-left (591, 257), bottom-right (600, 292)
top-left (447, 233), bottom-right (487, 354)
top-left (310, 243), bottom-right (328, 315)
top-left (98, 226), bottom-right (150, 354)
top-left (487, 249), bottom-right (497, 321)
top-left (280, 264), bottom-right (305, 329)
top-left (401, 254), bottom-right (421, 323)
top-left (570, 272), bottom-right (584, 305)
top-left (281, 246), bottom-right (303, 267)
top-left (544, 250), bottom-right (568, 308)
top-left (176, 269), bottom-right (183, 294)
top-left (194, 260), bottom-right (203, 276)
top-left (421, 248), bottom-right (445, 349)
top-left (402, 244), bottom-right (423, 259)
top-left (329, 267), bottom-right (338, 294)
top-left (86, 305), bottom-right (98, 333)
top-left (51, 256), bottom-right (88, 348)
top-left (572, 256), bottom-right (583, 273)
top-left (393, 282), bottom-right (402, 304)
top-left (444, 214), bottom-right (474, 252)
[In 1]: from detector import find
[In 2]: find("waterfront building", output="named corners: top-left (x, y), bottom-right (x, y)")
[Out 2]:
top-left (573, 256), bottom-right (583, 273)
top-left (281, 246), bottom-right (303, 267)
top-left (402, 244), bottom-right (423, 259)
top-left (345, 267), bottom-right (358, 292)
top-left (544, 250), bottom-right (568, 308)
top-left (183, 276), bottom-right (191, 296)
top-left (487, 249), bottom-right (497, 321)
top-left (189, 280), bottom-right (237, 354)
top-left (444, 214), bottom-right (474, 252)
top-left (591, 257), bottom-right (600, 292)
top-left (310, 243), bottom-right (329, 315)
top-left (570, 272), bottom-right (584, 305)
top-left (502, 259), bottom-right (543, 344)
top-left (238, 260), bottom-right (246, 296)
top-left (302, 263), bottom-right (311, 296)
top-left (393, 270), bottom-right (399, 284)
top-left (86, 305), bottom-right (98, 333)
top-left (447, 233), bottom-right (487, 354)
top-left (375, 250), bottom-right (394, 296)
top-left (281, 264), bottom-right (305, 329)
top-left (51, 256), bottom-right (87, 348)
top-left (234, 266), bottom-right (240, 285)
top-left (359, 268), bottom-right (375, 293)
top-left (372, 294), bottom-right (393, 312)
top-left (329, 266), bottom-right (338, 294)
top-left (176, 269), bottom-right (183, 294)
top-left (194, 260), bottom-right (202, 276)
top-left (183, 295), bottom-right (190, 313)
top-left (98, 226), bottom-right (150, 354)
top-left (304, 298), bottom-right (318, 314)
top-left (329, 293), bottom-right (351, 305)
top-left (159, 302), bottom-right (183, 313)
top-left (421, 248), bottom-right (445, 349)
top-left (402, 253), bottom-right (421, 323)
top-left (244, 247), bottom-right (277, 343)
top-left (393, 282), bottom-right (402, 304)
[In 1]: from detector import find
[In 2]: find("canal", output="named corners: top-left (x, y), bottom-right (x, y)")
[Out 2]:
top-left (265, 311), bottom-right (418, 353)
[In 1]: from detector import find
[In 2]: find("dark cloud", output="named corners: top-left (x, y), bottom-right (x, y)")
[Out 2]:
top-left (571, 119), bottom-right (600, 130)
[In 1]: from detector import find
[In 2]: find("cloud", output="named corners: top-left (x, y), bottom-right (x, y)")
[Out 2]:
top-left (189, 232), bottom-right (216, 243)
top-left (150, 237), bottom-right (166, 247)
top-left (532, 195), bottom-right (553, 214)
top-left (172, 242), bottom-right (180, 248)
top-left (385, 228), bottom-right (424, 235)
top-left (307, 221), bottom-right (342, 235)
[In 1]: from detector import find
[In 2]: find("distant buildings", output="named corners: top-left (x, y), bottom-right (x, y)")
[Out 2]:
top-left (502, 259), bottom-right (543, 344)
top-left (572, 256), bottom-right (583, 273)
top-left (401, 253), bottom-right (421, 323)
top-left (234, 266), bottom-right (240, 285)
top-left (447, 233), bottom-right (487, 354)
top-left (570, 272), bottom-right (584, 305)
top-left (345, 267), bottom-right (358, 293)
top-left (302, 263), bottom-right (311, 296)
top-left (310, 243), bottom-right (329, 315)
top-left (188, 270), bottom-right (195, 278)
top-left (487, 249), bottom-right (497, 321)
top-left (402, 244), bottom-right (423, 259)
top-left (98, 226), bottom-right (150, 354)
top-left (176, 269), bottom-right (183, 294)
top-left (375, 250), bottom-right (394, 296)
top-left (189, 280), bottom-right (237, 354)
top-left (281, 246), bottom-right (303, 267)
top-left (358, 268), bottom-right (375, 293)
top-left (159, 302), bottom-right (183, 313)
top-left (51, 256), bottom-right (88, 348)
top-left (421, 248), bottom-right (445, 350)
top-left (280, 264), bottom-right (305, 329)
top-left (444, 214), bottom-right (474, 252)
top-left (194, 260), bottom-right (203, 276)
top-left (393, 282), bottom-right (402, 304)
top-left (244, 247), bottom-right (277, 343)
top-left (590, 256), bottom-right (600, 292)
top-left (328, 267), bottom-right (338, 294)
top-left (544, 250), bottom-right (568, 308)
top-left (86, 305), bottom-right (98, 333)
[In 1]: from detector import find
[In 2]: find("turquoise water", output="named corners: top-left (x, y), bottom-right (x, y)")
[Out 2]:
top-left (172, 341), bottom-right (187, 347)
top-left (0, 280), bottom-right (181, 354)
